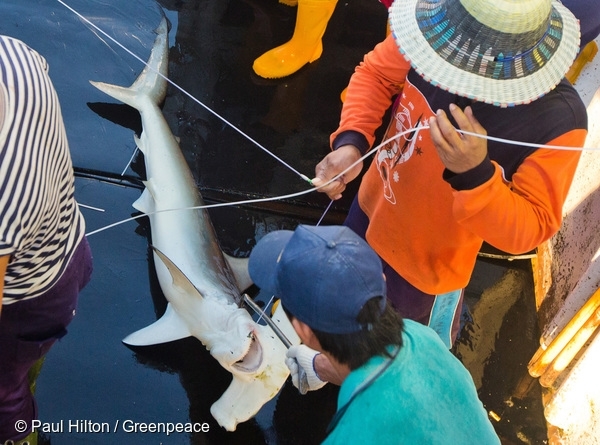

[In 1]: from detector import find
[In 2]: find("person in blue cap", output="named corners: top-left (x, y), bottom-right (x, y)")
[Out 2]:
top-left (248, 224), bottom-right (500, 444)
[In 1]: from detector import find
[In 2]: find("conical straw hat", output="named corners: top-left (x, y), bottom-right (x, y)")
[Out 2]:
top-left (389, 0), bottom-right (581, 107)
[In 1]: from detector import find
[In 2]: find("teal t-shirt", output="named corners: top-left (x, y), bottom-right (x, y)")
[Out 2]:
top-left (323, 319), bottom-right (500, 444)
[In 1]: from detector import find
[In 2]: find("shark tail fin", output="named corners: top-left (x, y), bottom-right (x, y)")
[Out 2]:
top-left (90, 80), bottom-right (145, 109)
top-left (89, 16), bottom-right (169, 109)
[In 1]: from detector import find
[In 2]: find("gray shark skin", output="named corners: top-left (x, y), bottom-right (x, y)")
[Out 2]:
top-left (90, 17), bottom-right (289, 432)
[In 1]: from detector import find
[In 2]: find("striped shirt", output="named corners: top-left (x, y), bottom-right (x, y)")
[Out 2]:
top-left (0, 35), bottom-right (84, 303)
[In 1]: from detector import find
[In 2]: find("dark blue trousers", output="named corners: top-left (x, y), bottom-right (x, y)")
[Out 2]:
top-left (0, 237), bottom-right (92, 441)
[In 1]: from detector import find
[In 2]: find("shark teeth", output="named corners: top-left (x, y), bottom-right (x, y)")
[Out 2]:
top-left (233, 330), bottom-right (264, 373)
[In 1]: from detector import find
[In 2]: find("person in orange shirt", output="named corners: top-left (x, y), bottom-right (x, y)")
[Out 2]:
top-left (305, 0), bottom-right (587, 354)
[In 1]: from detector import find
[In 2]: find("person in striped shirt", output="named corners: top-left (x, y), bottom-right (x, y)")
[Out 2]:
top-left (0, 35), bottom-right (93, 445)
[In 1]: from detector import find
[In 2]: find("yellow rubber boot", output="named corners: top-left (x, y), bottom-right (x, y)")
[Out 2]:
top-left (566, 41), bottom-right (598, 85)
top-left (253, 0), bottom-right (338, 78)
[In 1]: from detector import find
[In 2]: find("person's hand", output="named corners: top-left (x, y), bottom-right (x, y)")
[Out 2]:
top-left (313, 145), bottom-right (363, 200)
top-left (429, 104), bottom-right (488, 174)
top-left (286, 345), bottom-right (327, 392)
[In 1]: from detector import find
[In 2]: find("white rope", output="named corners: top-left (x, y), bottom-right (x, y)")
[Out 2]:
top-left (458, 129), bottom-right (600, 151)
top-left (84, 119), bottom-right (600, 237)
top-left (83, 130), bottom-right (409, 236)
top-left (54, 0), bottom-right (600, 235)
top-left (55, 0), bottom-right (311, 184)
top-left (316, 199), bottom-right (335, 226)
top-left (78, 203), bottom-right (105, 212)
top-left (121, 146), bottom-right (139, 176)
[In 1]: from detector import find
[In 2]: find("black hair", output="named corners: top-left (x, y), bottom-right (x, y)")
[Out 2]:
top-left (285, 297), bottom-right (404, 370)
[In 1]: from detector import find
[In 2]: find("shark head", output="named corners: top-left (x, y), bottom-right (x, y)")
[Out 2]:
top-left (127, 247), bottom-right (290, 431)
top-left (210, 321), bottom-right (290, 431)
top-left (194, 297), bottom-right (269, 376)
top-left (184, 298), bottom-right (289, 431)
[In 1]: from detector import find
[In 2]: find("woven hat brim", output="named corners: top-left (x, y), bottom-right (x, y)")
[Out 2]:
top-left (389, 0), bottom-right (581, 107)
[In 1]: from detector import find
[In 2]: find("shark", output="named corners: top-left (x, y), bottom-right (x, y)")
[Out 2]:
top-left (89, 16), bottom-right (291, 432)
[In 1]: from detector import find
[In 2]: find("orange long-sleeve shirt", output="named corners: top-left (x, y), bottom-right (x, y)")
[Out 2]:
top-left (331, 35), bottom-right (588, 294)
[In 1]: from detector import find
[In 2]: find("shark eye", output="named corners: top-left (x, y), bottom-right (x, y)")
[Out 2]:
top-left (247, 331), bottom-right (255, 341)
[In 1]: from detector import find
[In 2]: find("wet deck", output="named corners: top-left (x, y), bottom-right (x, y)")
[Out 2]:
top-left (3, 0), bottom-right (595, 443)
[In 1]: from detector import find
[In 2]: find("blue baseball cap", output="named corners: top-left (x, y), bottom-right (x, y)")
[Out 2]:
top-left (248, 225), bottom-right (387, 334)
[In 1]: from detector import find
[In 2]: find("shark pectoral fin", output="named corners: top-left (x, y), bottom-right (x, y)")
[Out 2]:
top-left (122, 248), bottom-right (203, 347)
top-left (122, 303), bottom-right (192, 346)
top-left (152, 246), bottom-right (204, 298)
top-left (223, 254), bottom-right (253, 292)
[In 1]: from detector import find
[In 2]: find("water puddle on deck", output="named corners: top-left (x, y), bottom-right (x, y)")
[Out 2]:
top-left (456, 258), bottom-right (548, 444)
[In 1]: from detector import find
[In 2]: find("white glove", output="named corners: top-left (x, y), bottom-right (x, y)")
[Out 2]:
top-left (286, 345), bottom-right (327, 392)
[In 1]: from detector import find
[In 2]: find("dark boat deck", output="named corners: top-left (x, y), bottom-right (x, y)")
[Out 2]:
top-left (1, 0), bottom-right (547, 443)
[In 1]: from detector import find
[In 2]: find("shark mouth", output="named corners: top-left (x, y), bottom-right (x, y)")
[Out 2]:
top-left (232, 329), bottom-right (264, 373)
